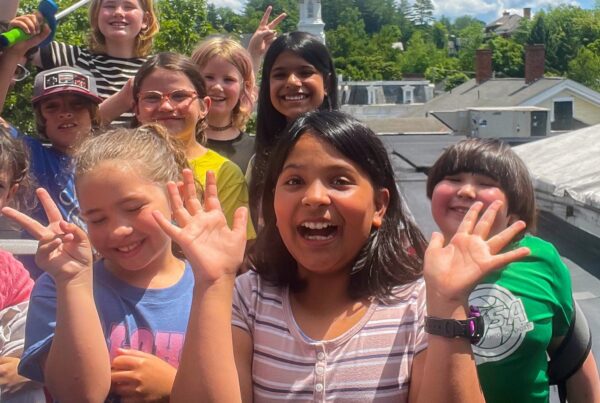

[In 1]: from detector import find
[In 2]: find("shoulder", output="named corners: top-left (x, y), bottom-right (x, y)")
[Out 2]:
top-left (234, 271), bottom-right (283, 306)
top-left (510, 235), bottom-right (567, 274)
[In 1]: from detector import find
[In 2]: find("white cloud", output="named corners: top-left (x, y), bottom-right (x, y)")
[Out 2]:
top-left (207, 0), bottom-right (245, 13)
top-left (432, 0), bottom-right (582, 21)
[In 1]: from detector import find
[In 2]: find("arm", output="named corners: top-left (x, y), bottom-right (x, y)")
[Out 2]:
top-left (409, 200), bottom-right (530, 403)
top-left (566, 353), bottom-right (600, 403)
top-left (2, 189), bottom-right (110, 402)
top-left (154, 170), bottom-right (248, 402)
top-left (247, 6), bottom-right (286, 77)
top-left (98, 78), bottom-right (134, 126)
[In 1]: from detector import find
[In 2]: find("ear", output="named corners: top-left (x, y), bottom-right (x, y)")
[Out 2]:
top-left (372, 187), bottom-right (390, 229)
top-left (200, 96), bottom-right (211, 116)
top-left (141, 11), bottom-right (151, 31)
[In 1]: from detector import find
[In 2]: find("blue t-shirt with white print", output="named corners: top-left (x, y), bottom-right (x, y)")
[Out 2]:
top-left (19, 259), bottom-right (193, 394)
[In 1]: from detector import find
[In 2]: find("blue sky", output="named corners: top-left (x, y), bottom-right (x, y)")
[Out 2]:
top-left (208, 0), bottom-right (596, 24)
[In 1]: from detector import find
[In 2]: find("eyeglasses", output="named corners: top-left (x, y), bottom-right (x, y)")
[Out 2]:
top-left (12, 64), bottom-right (30, 82)
top-left (137, 89), bottom-right (198, 108)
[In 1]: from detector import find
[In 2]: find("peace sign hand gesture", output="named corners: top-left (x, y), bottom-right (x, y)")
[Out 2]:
top-left (153, 169), bottom-right (247, 285)
top-left (423, 200), bottom-right (530, 316)
top-left (1, 188), bottom-right (93, 283)
top-left (248, 6), bottom-right (287, 71)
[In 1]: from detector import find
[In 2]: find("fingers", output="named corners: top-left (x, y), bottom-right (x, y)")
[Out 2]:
top-left (268, 12), bottom-right (287, 29)
top-left (152, 210), bottom-right (181, 241)
top-left (487, 220), bottom-right (527, 253)
top-left (166, 181), bottom-right (191, 226)
top-left (1, 206), bottom-right (48, 239)
top-left (487, 246), bottom-right (530, 272)
top-left (182, 169), bottom-right (202, 215)
top-left (427, 231), bottom-right (445, 251)
top-left (37, 188), bottom-right (64, 224)
top-left (259, 6), bottom-right (273, 26)
top-left (231, 207), bottom-right (249, 236)
top-left (454, 201), bottom-right (483, 235)
top-left (203, 170), bottom-right (222, 212)
top-left (472, 200), bottom-right (503, 239)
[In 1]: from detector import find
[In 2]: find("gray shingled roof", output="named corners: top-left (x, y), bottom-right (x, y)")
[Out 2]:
top-left (486, 13), bottom-right (524, 36)
top-left (406, 77), bottom-right (566, 117)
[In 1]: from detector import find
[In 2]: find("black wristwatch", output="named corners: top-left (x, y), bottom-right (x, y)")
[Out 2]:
top-left (424, 306), bottom-right (484, 344)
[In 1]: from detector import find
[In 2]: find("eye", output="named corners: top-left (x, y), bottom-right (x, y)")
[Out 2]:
top-left (87, 216), bottom-right (106, 225)
top-left (203, 74), bottom-right (215, 81)
top-left (271, 71), bottom-right (287, 80)
top-left (170, 90), bottom-right (194, 103)
top-left (139, 91), bottom-right (162, 104)
top-left (224, 76), bottom-right (238, 83)
top-left (444, 175), bottom-right (461, 182)
top-left (282, 176), bottom-right (303, 186)
top-left (332, 176), bottom-right (352, 187)
top-left (299, 68), bottom-right (317, 78)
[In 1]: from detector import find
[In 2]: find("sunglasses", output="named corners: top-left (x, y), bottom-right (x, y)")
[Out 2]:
top-left (13, 64), bottom-right (31, 82)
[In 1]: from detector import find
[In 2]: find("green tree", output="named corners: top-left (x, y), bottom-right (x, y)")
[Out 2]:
top-left (154, 0), bottom-right (211, 55)
top-left (456, 22), bottom-right (484, 72)
top-left (401, 31), bottom-right (445, 74)
top-left (207, 4), bottom-right (244, 34)
top-left (432, 21), bottom-right (448, 49)
top-left (568, 47), bottom-right (600, 91)
top-left (241, 0), bottom-right (298, 34)
top-left (487, 36), bottom-right (524, 77)
top-left (411, 0), bottom-right (435, 26)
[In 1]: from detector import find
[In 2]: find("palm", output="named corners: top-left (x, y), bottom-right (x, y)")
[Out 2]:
top-left (424, 201), bottom-right (530, 303)
top-left (154, 170), bottom-right (247, 283)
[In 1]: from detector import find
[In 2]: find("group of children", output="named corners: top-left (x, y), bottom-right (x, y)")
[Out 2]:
top-left (0, 0), bottom-right (599, 402)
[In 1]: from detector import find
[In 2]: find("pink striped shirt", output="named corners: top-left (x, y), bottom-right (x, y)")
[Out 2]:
top-left (232, 271), bottom-right (428, 402)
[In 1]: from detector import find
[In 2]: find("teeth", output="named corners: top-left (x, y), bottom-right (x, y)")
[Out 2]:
top-left (301, 222), bottom-right (333, 230)
top-left (60, 123), bottom-right (75, 129)
top-left (285, 94), bottom-right (307, 101)
top-left (305, 234), bottom-right (334, 241)
top-left (118, 242), bottom-right (140, 252)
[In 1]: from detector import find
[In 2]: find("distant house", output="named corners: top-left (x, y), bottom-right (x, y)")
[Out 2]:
top-left (415, 45), bottom-right (600, 136)
top-left (485, 8), bottom-right (531, 38)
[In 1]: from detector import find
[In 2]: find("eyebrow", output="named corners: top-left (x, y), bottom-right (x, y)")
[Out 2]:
top-left (81, 195), bottom-right (144, 216)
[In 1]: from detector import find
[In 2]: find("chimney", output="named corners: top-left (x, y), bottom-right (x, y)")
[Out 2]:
top-left (525, 44), bottom-right (545, 84)
top-left (475, 49), bottom-right (493, 84)
top-left (523, 8), bottom-right (531, 20)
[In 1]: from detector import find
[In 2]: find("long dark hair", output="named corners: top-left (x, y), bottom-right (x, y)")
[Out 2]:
top-left (249, 111), bottom-right (425, 302)
top-left (250, 32), bottom-right (338, 225)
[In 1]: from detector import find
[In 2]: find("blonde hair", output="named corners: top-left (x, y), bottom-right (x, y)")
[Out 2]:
top-left (192, 36), bottom-right (256, 131)
top-left (88, 0), bottom-right (159, 57)
top-left (74, 123), bottom-right (191, 191)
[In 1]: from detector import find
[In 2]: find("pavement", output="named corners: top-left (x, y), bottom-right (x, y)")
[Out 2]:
top-left (381, 134), bottom-right (600, 371)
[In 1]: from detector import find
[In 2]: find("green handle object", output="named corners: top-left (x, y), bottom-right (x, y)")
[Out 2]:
top-left (0, 0), bottom-right (58, 49)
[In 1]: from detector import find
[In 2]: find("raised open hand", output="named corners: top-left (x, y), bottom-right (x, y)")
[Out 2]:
top-left (1, 188), bottom-right (93, 281)
top-left (247, 6), bottom-right (287, 66)
top-left (424, 201), bottom-right (530, 313)
top-left (153, 169), bottom-right (247, 285)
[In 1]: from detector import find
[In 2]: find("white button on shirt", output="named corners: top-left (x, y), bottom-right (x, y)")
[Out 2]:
top-left (315, 383), bottom-right (324, 392)
top-left (317, 352), bottom-right (325, 360)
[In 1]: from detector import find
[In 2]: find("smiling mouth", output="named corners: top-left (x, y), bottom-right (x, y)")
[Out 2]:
top-left (210, 96), bottom-right (226, 102)
top-left (58, 123), bottom-right (77, 129)
top-left (110, 22), bottom-right (128, 27)
top-left (116, 241), bottom-right (141, 253)
top-left (298, 221), bottom-right (338, 241)
top-left (284, 94), bottom-right (309, 101)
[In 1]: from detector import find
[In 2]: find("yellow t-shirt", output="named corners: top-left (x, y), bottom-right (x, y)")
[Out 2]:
top-left (189, 150), bottom-right (256, 240)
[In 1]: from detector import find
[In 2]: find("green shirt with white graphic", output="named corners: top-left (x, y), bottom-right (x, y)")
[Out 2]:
top-left (469, 235), bottom-right (573, 403)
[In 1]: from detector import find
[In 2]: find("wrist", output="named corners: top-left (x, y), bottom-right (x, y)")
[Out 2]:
top-left (425, 306), bottom-right (484, 344)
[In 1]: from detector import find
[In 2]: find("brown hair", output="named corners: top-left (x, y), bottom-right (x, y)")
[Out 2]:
top-left (0, 127), bottom-right (35, 212)
top-left (133, 52), bottom-right (209, 144)
top-left (192, 36), bottom-right (256, 131)
top-left (426, 138), bottom-right (537, 232)
top-left (88, 0), bottom-right (159, 57)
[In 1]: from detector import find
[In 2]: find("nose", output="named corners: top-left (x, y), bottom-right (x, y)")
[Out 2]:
top-left (109, 218), bottom-right (134, 240)
top-left (113, 5), bottom-right (125, 16)
top-left (302, 180), bottom-right (330, 207)
top-left (58, 108), bottom-right (73, 119)
top-left (157, 97), bottom-right (175, 111)
top-left (286, 73), bottom-right (302, 87)
top-left (457, 182), bottom-right (476, 199)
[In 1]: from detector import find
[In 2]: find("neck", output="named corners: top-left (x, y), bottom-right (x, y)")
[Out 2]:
top-left (293, 270), bottom-right (355, 314)
top-left (105, 251), bottom-right (185, 289)
top-left (105, 40), bottom-right (136, 58)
